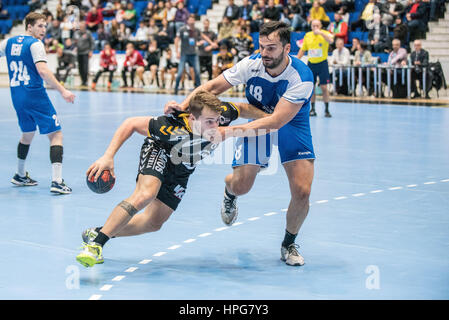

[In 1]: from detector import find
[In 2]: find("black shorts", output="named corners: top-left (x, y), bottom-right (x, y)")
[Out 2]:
top-left (137, 138), bottom-right (193, 210)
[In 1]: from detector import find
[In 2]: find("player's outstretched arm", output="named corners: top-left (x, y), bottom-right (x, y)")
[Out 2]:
top-left (233, 102), bottom-right (269, 119)
top-left (87, 116), bottom-right (151, 181)
top-left (35, 61), bottom-right (75, 103)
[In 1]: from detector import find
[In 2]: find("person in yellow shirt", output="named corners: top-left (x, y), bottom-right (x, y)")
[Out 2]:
top-left (307, 1), bottom-right (330, 28)
top-left (297, 19), bottom-right (334, 117)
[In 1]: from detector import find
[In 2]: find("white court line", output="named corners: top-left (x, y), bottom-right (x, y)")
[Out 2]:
top-left (424, 181), bottom-right (436, 185)
top-left (214, 227), bottom-right (229, 232)
top-left (388, 187), bottom-right (403, 190)
top-left (352, 193), bottom-right (365, 197)
top-left (125, 267), bottom-right (138, 273)
top-left (281, 208), bottom-right (288, 212)
top-left (370, 190), bottom-right (383, 193)
top-left (100, 285), bottom-right (113, 291)
top-left (247, 217), bottom-right (260, 221)
top-left (167, 245), bottom-right (181, 250)
top-left (89, 295), bottom-right (102, 300)
top-left (184, 238), bottom-right (196, 243)
top-left (198, 233), bottom-right (212, 237)
top-left (233, 222), bottom-right (244, 226)
top-left (407, 184), bottom-right (417, 188)
top-left (316, 200), bottom-right (329, 204)
top-left (139, 259), bottom-right (152, 264)
top-left (334, 196), bottom-right (347, 200)
top-left (153, 252), bottom-right (167, 257)
top-left (441, 179), bottom-right (449, 182)
top-left (112, 276), bottom-right (125, 282)
top-left (264, 212), bottom-right (278, 216)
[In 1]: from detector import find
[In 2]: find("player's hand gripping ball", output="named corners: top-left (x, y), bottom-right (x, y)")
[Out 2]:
top-left (86, 170), bottom-right (115, 194)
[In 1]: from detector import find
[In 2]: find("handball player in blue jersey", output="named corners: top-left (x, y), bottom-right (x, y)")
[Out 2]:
top-left (165, 21), bottom-right (315, 266)
top-left (0, 12), bottom-right (75, 194)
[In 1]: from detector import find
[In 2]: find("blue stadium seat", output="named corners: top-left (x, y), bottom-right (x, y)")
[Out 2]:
top-left (327, 12), bottom-right (335, 22)
top-left (197, 5), bottom-right (208, 16)
top-left (250, 32), bottom-right (259, 50)
top-left (349, 11), bottom-right (361, 24)
top-left (348, 31), bottom-right (363, 43)
top-left (355, 0), bottom-right (368, 11)
top-left (372, 52), bottom-right (389, 63)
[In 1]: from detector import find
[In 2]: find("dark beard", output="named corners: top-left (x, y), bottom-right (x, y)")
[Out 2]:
top-left (262, 51), bottom-right (285, 70)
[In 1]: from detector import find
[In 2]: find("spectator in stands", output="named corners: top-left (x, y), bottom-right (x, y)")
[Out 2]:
top-left (249, 0), bottom-right (265, 32)
top-left (156, 18), bottom-right (173, 51)
top-left (45, 19), bottom-right (62, 48)
top-left (115, 2), bottom-right (126, 24)
top-left (283, 0), bottom-right (307, 32)
top-left (141, 1), bottom-right (155, 23)
top-left (86, 6), bottom-right (103, 32)
top-left (107, 18), bottom-right (125, 50)
top-left (350, 0), bottom-right (380, 31)
top-left (264, 0), bottom-right (281, 22)
top-left (153, 0), bottom-right (167, 27)
top-left (392, 16), bottom-right (408, 46)
top-left (55, 38), bottom-right (76, 84)
top-left (91, 43), bottom-right (117, 91)
top-left (198, 19), bottom-right (219, 81)
top-left (174, 14), bottom-right (202, 94)
top-left (213, 43), bottom-right (234, 78)
top-left (350, 37), bottom-right (360, 55)
top-left (133, 20), bottom-right (150, 51)
top-left (122, 2), bottom-right (137, 32)
top-left (380, 0), bottom-right (404, 26)
top-left (224, 0), bottom-right (240, 21)
top-left (0, 2), bottom-right (9, 20)
top-left (239, 0), bottom-right (253, 22)
top-left (368, 13), bottom-right (390, 53)
top-left (160, 47), bottom-right (178, 90)
top-left (387, 38), bottom-right (408, 67)
top-left (95, 24), bottom-right (110, 51)
top-left (353, 41), bottom-right (375, 96)
top-left (405, 0), bottom-right (427, 41)
top-left (218, 16), bottom-right (235, 48)
top-left (148, 17), bottom-right (160, 38)
top-left (308, 0), bottom-right (330, 28)
top-left (166, 1), bottom-right (177, 36)
top-left (122, 42), bottom-right (146, 88)
top-left (174, 0), bottom-right (190, 33)
top-left (328, 12), bottom-right (348, 44)
top-left (231, 24), bottom-right (254, 62)
top-left (73, 21), bottom-right (95, 87)
top-left (60, 15), bottom-right (74, 43)
top-left (144, 39), bottom-right (161, 89)
top-left (410, 39), bottom-right (430, 98)
top-left (330, 37), bottom-right (351, 95)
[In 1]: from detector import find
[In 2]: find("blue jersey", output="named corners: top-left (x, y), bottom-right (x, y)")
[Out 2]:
top-left (2, 35), bottom-right (46, 94)
top-left (223, 53), bottom-right (315, 125)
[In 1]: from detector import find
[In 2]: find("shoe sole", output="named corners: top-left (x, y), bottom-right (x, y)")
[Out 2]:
top-left (51, 188), bottom-right (72, 194)
top-left (11, 180), bottom-right (38, 186)
top-left (221, 209), bottom-right (238, 226)
top-left (280, 257), bottom-right (305, 266)
top-left (76, 254), bottom-right (104, 268)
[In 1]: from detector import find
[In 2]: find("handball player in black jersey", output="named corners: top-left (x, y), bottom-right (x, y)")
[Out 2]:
top-left (76, 90), bottom-right (268, 267)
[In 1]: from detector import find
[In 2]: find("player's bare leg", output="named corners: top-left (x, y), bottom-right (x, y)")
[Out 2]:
top-left (221, 165), bottom-right (259, 225)
top-left (47, 130), bottom-right (71, 194)
top-left (12, 131), bottom-right (37, 186)
top-left (281, 159), bottom-right (314, 266)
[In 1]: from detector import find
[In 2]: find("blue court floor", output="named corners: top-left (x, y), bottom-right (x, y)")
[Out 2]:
top-left (0, 88), bottom-right (448, 300)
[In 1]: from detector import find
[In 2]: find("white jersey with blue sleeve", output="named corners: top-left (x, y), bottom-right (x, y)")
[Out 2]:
top-left (223, 53), bottom-right (316, 166)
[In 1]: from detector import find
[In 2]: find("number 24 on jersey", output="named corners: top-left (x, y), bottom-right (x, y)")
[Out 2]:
top-left (10, 60), bottom-right (30, 87)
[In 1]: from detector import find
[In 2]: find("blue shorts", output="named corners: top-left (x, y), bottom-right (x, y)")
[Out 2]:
top-left (11, 88), bottom-right (61, 134)
top-left (307, 60), bottom-right (330, 86)
top-left (232, 115), bottom-right (315, 168)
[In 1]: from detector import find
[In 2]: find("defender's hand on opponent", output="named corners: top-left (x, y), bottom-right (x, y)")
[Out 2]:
top-left (86, 155), bottom-right (115, 182)
top-left (164, 100), bottom-right (182, 114)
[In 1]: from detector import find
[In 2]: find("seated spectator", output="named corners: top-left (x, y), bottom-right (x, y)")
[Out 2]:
top-left (354, 41), bottom-right (375, 95)
top-left (148, 18), bottom-right (160, 38)
top-left (174, 1), bottom-right (190, 33)
top-left (249, 0), bottom-right (265, 33)
top-left (327, 12), bottom-right (348, 44)
top-left (264, 0), bottom-right (281, 23)
top-left (95, 24), bottom-right (110, 51)
top-left (198, 19), bottom-right (219, 81)
top-left (380, 0), bottom-right (404, 26)
top-left (330, 37), bottom-right (351, 95)
top-left (308, 0), bottom-right (330, 28)
top-left (239, 0), bottom-right (253, 22)
top-left (141, 1), bottom-right (155, 23)
top-left (350, 0), bottom-right (380, 31)
top-left (107, 18), bottom-right (125, 50)
top-left (350, 37), bottom-right (360, 55)
top-left (55, 38), bottom-right (76, 84)
top-left (86, 6), bottom-right (103, 32)
top-left (144, 39), bottom-right (161, 89)
top-left (0, 4), bottom-right (9, 20)
top-left (231, 25), bottom-right (254, 62)
top-left (45, 19), bottom-right (62, 48)
top-left (122, 2), bottom-right (137, 32)
top-left (282, 0), bottom-right (307, 32)
top-left (387, 38), bottom-right (407, 67)
top-left (133, 21), bottom-right (150, 51)
top-left (115, 2), bottom-right (126, 24)
top-left (92, 43), bottom-right (117, 90)
top-left (224, 0), bottom-right (240, 21)
top-left (213, 44), bottom-right (234, 78)
top-left (153, 0), bottom-right (167, 27)
top-left (218, 16), bottom-right (236, 48)
top-left (392, 16), bottom-right (408, 47)
top-left (165, 1), bottom-right (177, 36)
top-left (368, 13), bottom-right (390, 53)
top-left (60, 15), bottom-right (74, 43)
top-left (160, 47), bottom-right (179, 90)
top-left (410, 39), bottom-right (430, 98)
top-left (405, 0), bottom-right (427, 41)
top-left (156, 18), bottom-right (173, 51)
top-left (122, 43), bottom-right (146, 88)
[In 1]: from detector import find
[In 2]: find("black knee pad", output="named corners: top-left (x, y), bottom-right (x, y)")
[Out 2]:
top-left (18, 143), bottom-right (30, 160)
top-left (50, 145), bottom-right (63, 163)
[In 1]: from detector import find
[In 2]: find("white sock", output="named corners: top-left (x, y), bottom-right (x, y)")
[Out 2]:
top-left (52, 163), bottom-right (62, 183)
top-left (18, 159), bottom-right (26, 177)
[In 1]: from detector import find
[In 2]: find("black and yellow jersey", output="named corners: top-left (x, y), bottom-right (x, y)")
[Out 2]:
top-left (146, 101), bottom-right (239, 169)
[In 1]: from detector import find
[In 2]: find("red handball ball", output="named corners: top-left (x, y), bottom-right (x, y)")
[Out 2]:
top-left (86, 170), bottom-right (115, 194)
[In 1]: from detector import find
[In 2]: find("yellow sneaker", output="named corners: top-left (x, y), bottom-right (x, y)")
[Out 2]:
top-left (76, 243), bottom-right (104, 267)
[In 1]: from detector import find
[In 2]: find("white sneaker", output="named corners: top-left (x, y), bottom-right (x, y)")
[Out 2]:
top-left (221, 192), bottom-right (238, 226)
top-left (281, 244), bottom-right (305, 266)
